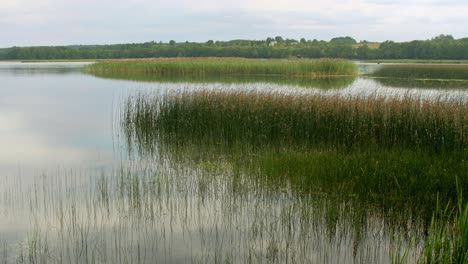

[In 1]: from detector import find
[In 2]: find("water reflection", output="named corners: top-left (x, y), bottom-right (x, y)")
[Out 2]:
top-left (86, 70), bottom-right (357, 89)
top-left (0, 63), bottom-right (113, 174)
top-left (2, 161), bottom-right (413, 263)
top-left (85, 62), bottom-right (468, 100)
top-left (0, 61), bottom-right (93, 69)
top-left (1, 62), bottom-right (466, 263)
top-left (370, 77), bottom-right (468, 90)
top-left (365, 63), bottom-right (468, 90)
top-left (368, 63), bottom-right (468, 80)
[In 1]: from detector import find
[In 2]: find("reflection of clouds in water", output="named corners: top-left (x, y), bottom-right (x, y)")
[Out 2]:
top-left (0, 64), bottom-right (450, 263)
top-left (0, 160), bottom-right (404, 264)
top-left (0, 62), bottom-right (93, 76)
top-left (0, 111), bottom-right (89, 166)
top-left (126, 77), bottom-right (468, 103)
top-left (0, 66), bottom-right (115, 172)
top-left (332, 78), bottom-right (468, 102)
top-left (0, 62), bottom-right (93, 69)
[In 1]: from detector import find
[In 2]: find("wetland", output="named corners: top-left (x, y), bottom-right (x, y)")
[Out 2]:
top-left (0, 60), bottom-right (467, 263)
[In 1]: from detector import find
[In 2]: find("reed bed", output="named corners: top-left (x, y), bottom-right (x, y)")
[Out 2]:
top-left (370, 64), bottom-right (468, 80)
top-left (125, 90), bottom-right (468, 152)
top-left (122, 90), bottom-right (468, 216)
top-left (373, 78), bottom-right (468, 89)
top-left (364, 59), bottom-right (468, 64)
top-left (422, 190), bottom-right (468, 264)
top-left (121, 90), bottom-right (468, 263)
top-left (87, 70), bottom-right (356, 89)
top-left (249, 148), bottom-right (467, 218)
top-left (84, 58), bottom-right (358, 77)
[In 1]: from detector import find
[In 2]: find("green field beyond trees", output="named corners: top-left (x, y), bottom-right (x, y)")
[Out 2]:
top-left (2, 34), bottom-right (468, 60)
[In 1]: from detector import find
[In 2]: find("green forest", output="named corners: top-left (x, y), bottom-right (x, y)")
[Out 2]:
top-left (1, 34), bottom-right (467, 60)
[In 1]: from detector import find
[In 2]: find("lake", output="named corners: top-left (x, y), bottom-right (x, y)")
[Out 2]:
top-left (0, 61), bottom-right (467, 263)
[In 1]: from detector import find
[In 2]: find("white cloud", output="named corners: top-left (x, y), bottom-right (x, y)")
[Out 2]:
top-left (0, 0), bottom-right (467, 47)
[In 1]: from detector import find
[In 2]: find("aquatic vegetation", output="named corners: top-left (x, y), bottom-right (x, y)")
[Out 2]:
top-left (83, 58), bottom-right (358, 77)
top-left (372, 77), bottom-right (468, 90)
top-left (422, 188), bottom-right (468, 264)
top-left (122, 89), bottom-right (468, 211)
top-left (2, 62), bottom-right (468, 264)
top-left (124, 90), bottom-right (468, 153)
top-left (86, 70), bottom-right (356, 89)
top-left (369, 64), bottom-right (468, 80)
top-left (2, 162), bottom-right (422, 264)
top-left (364, 60), bottom-right (468, 64)
top-left (120, 89), bottom-right (468, 263)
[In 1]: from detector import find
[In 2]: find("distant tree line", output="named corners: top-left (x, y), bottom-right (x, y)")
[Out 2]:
top-left (1, 34), bottom-right (467, 60)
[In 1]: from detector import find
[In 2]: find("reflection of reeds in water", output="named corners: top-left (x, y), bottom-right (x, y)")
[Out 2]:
top-left (372, 77), bottom-right (468, 90)
top-left (86, 70), bottom-right (356, 89)
top-left (2, 162), bottom-right (422, 263)
top-left (369, 64), bottom-right (468, 81)
top-left (84, 58), bottom-right (358, 77)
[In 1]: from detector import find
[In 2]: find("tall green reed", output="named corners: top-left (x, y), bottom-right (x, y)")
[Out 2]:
top-left (370, 64), bottom-right (468, 80)
top-left (122, 89), bottom-right (468, 219)
top-left (421, 183), bottom-right (467, 264)
top-left (86, 70), bottom-right (356, 89)
top-left (84, 58), bottom-right (358, 77)
top-left (125, 90), bottom-right (468, 153)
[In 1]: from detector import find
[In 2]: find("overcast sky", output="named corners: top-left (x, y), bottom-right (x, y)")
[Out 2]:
top-left (1, 0), bottom-right (467, 47)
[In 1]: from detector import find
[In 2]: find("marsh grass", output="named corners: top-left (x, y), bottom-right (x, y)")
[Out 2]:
top-left (120, 89), bottom-right (468, 262)
top-left (125, 90), bottom-right (468, 153)
top-left (369, 64), bottom-right (468, 80)
top-left (421, 188), bottom-right (468, 264)
top-left (363, 60), bottom-right (468, 64)
top-left (86, 70), bottom-right (356, 89)
top-left (250, 148), bottom-right (467, 219)
top-left (373, 78), bottom-right (468, 90)
top-left (84, 58), bottom-right (358, 77)
top-left (122, 90), bottom-right (468, 215)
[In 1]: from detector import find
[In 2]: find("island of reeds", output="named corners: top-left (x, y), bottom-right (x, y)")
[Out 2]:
top-left (84, 58), bottom-right (358, 77)
top-left (84, 69), bottom-right (356, 88)
top-left (369, 64), bottom-right (468, 81)
top-left (122, 89), bottom-right (468, 262)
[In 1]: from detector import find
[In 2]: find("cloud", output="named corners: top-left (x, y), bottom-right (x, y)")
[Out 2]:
top-left (0, 0), bottom-right (467, 47)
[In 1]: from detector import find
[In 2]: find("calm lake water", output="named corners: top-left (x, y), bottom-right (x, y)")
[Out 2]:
top-left (0, 62), bottom-right (467, 263)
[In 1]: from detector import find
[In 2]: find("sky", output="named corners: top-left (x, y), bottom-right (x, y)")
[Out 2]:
top-left (1, 0), bottom-right (468, 47)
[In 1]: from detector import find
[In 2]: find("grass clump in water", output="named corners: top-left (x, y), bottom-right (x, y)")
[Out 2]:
top-left (122, 90), bottom-right (468, 214)
top-left (373, 78), bottom-right (468, 89)
top-left (369, 64), bottom-right (468, 81)
top-left (122, 89), bottom-right (468, 262)
top-left (126, 90), bottom-right (468, 153)
top-left (249, 148), bottom-right (467, 219)
top-left (84, 57), bottom-right (358, 77)
top-left (85, 70), bottom-right (356, 89)
top-left (422, 187), bottom-right (468, 264)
